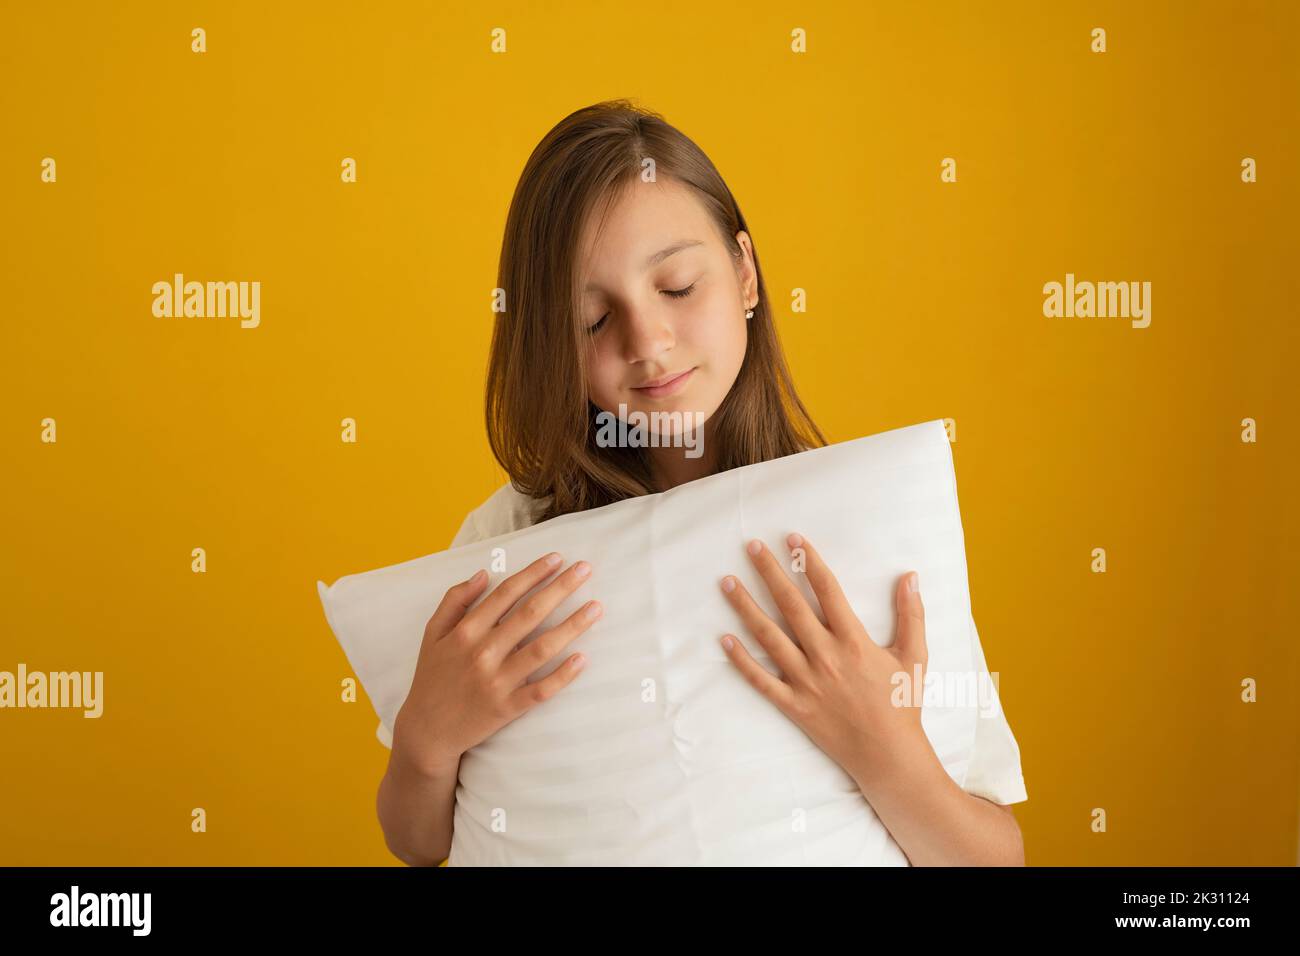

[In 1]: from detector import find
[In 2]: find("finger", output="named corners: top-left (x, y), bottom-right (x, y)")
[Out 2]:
top-left (500, 599), bottom-right (603, 686)
top-left (505, 650), bottom-right (589, 715)
top-left (745, 538), bottom-right (832, 659)
top-left (463, 551), bottom-right (566, 633)
top-left (423, 569), bottom-right (490, 643)
top-left (894, 571), bottom-right (927, 670)
top-left (489, 559), bottom-right (594, 655)
top-left (719, 573), bottom-right (810, 682)
top-left (785, 533), bottom-right (860, 637)
top-left (719, 632), bottom-right (797, 714)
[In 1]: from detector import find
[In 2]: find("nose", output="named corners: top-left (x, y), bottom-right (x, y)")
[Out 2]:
top-left (619, 301), bottom-right (676, 364)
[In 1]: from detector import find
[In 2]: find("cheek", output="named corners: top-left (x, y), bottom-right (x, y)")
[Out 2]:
top-left (584, 341), bottom-right (623, 407)
top-left (690, 290), bottom-right (747, 366)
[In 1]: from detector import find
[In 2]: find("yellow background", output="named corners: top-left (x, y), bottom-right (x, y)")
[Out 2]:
top-left (2, 0), bottom-right (1296, 865)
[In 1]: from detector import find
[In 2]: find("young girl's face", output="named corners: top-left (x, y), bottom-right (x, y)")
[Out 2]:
top-left (577, 176), bottom-right (756, 438)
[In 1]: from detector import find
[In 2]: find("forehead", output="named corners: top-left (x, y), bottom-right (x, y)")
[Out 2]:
top-left (577, 177), bottom-right (716, 280)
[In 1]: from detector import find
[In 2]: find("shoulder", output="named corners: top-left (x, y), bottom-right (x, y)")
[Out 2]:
top-left (451, 480), bottom-right (550, 547)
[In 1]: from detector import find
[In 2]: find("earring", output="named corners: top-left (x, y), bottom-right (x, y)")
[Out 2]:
top-left (745, 307), bottom-right (755, 320)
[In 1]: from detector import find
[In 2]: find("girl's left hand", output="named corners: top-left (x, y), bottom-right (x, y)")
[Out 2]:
top-left (718, 533), bottom-right (932, 787)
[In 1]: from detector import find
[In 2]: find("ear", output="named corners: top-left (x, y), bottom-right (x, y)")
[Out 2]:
top-left (734, 230), bottom-right (757, 308)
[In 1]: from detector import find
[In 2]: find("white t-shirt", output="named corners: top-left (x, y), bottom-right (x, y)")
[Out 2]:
top-left (377, 481), bottom-right (1028, 807)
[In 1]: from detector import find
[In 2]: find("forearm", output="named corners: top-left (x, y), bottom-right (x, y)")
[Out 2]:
top-left (851, 734), bottom-right (1024, 867)
top-left (376, 740), bottom-right (459, 867)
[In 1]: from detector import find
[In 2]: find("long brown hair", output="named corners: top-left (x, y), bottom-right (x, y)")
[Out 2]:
top-left (486, 99), bottom-right (826, 523)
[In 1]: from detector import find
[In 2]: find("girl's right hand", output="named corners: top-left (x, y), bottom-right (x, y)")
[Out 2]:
top-left (391, 552), bottom-right (601, 777)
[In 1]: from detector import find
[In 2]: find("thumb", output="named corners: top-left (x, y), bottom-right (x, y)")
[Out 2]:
top-left (425, 568), bottom-right (489, 642)
top-left (895, 571), bottom-right (928, 671)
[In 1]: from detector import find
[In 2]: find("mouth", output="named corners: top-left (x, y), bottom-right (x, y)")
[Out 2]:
top-left (631, 367), bottom-right (696, 399)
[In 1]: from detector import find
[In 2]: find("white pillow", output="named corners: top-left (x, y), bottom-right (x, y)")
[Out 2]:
top-left (318, 418), bottom-right (1024, 865)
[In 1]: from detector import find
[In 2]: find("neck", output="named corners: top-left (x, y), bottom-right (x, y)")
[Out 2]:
top-left (647, 419), bottom-right (715, 491)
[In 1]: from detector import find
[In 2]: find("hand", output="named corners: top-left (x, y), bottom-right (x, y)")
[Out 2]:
top-left (717, 533), bottom-right (932, 788)
top-left (392, 553), bottom-right (602, 778)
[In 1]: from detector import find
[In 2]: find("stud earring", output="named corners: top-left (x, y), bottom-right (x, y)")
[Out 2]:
top-left (745, 307), bottom-right (755, 320)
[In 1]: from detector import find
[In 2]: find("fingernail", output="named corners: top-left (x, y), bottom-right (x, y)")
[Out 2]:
top-left (470, 569), bottom-right (486, 585)
top-left (787, 533), bottom-right (803, 549)
top-left (571, 654), bottom-right (585, 669)
top-left (721, 635), bottom-right (734, 651)
top-left (584, 601), bottom-right (602, 620)
top-left (908, 571), bottom-right (919, 592)
top-left (546, 553), bottom-right (562, 567)
top-left (574, 561), bottom-right (591, 578)
top-left (747, 539), bottom-right (762, 556)
top-left (721, 575), bottom-right (736, 593)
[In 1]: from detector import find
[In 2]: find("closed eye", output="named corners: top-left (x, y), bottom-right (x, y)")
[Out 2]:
top-left (587, 283), bottom-right (697, 334)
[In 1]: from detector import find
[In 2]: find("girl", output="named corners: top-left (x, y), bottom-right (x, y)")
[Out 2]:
top-left (375, 99), bottom-right (1026, 867)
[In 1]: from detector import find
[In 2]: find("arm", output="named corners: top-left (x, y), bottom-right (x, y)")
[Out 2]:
top-left (848, 732), bottom-right (1025, 866)
top-left (376, 716), bottom-right (459, 866)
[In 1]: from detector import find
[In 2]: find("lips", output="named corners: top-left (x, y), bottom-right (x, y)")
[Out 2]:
top-left (631, 367), bottom-right (695, 398)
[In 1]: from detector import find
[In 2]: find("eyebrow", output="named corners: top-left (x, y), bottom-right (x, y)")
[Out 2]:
top-left (584, 239), bottom-right (705, 292)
